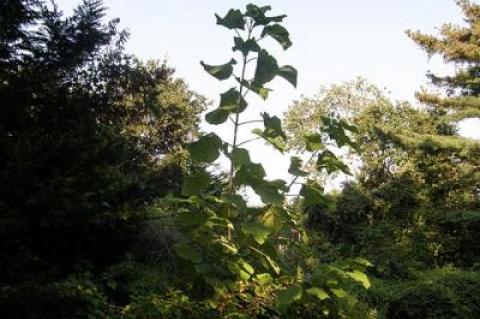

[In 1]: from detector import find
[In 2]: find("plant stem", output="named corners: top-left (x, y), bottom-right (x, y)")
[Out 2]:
top-left (286, 151), bottom-right (318, 192)
top-left (228, 23), bottom-right (253, 191)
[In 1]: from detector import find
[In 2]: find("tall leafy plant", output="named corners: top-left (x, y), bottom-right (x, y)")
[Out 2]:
top-left (170, 4), bottom-right (370, 317)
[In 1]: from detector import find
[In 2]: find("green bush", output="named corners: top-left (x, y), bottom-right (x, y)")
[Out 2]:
top-left (368, 268), bottom-right (480, 319)
top-left (0, 275), bottom-right (108, 319)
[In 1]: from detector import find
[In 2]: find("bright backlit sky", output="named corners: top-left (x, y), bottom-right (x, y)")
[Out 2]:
top-left (57, 0), bottom-right (479, 188)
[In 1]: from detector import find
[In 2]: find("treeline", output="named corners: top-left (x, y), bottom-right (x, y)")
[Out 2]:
top-left (0, 1), bottom-right (479, 318)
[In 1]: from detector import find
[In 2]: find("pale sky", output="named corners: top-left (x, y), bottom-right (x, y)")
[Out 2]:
top-left (57, 1), bottom-right (479, 195)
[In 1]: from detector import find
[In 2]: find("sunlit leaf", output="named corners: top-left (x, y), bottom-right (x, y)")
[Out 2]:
top-left (346, 270), bottom-right (371, 289)
top-left (306, 287), bottom-right (330, 300)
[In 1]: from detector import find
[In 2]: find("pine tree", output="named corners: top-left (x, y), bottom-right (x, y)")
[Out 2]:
top-left (391, 0), bottom-right (480, 209)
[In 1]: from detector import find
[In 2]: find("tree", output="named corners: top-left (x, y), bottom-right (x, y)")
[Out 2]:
top-left (0, 0), bottom-right (205, 284)
top-left (403, 0), bottom-right (480, 208)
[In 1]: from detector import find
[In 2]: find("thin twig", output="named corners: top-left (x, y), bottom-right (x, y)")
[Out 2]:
top-left (286, 151), bottom-right (319, 192)
top-left (238, 119), bottom-right (263, 126)
top-left (237, 136), bottom-right (262, 147)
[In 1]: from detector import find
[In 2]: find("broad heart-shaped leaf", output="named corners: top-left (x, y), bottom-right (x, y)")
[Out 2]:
top-left (228, 147), bottom-right (251, 169)
top-left (252, 112), bottom-right (287, 153)
top-left (300, 183), bottom-right (332, 207)
top-left (316, 149), bottom-right (351, 174)
top-left (245, 4), bottom-right (286, 26)
top-left (233, 37), bottom-right (260, 55)
top-left (205, 88), bottom-right (248, 124)
top-left (253, 180), bottom-right (285, 205)
top-left (320, 116), bottom-right (360, 152)
top-left (306, 287), bottom-right (330, 300)
top-left (233, 161), bottom-right (285, 205)
top-left (219, 87), bottom-right (247, 112)
top-left (346, 270), bottom-right (371, 289)
top-left (200, 58), bottom-right (236, 80)
top-left (276, 285), bottom-right (303, 313)
top-left (215, 9), bottom-right (245, 30)
top-left (277, 65), bottom-right (297, 87)
top-left (188, 133), bottom-right (223, 163)
top-left (261, 24), bottom-right (292, 49)
top-left (181, 170), bottom-right (211, 196)
top-left (254, 50), bottom-right (278, 86)
top-left (222, 193), bottom-right (248, 214)
top-left (205, 108), bottom-right (229, 125)
top-left (236, 77), bottom-right (271, 100)
top-left (174, 242), bottom-right (203, 264)
top-left (253, 128), bottom-right (286, 153)
top-left (352, 257), bottom-right (373, 268)
top-left (233, 162), bottom-right (266, 187)
top-left (304, 132), bottom-right (324, 152)
top-left (288, 156), bottom-right (308, 177)
top-left (241, 222), bottom-right (273, 244)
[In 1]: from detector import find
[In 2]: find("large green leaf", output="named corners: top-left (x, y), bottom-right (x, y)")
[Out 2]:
top-left (276, 285), bottom-right (303, 313)
top-left (252, 112), bottom-right (287, 153)
top-left (245, 4), bottom-right (286, 26)
top-left (306, 287), bottom-right (330, 300)
top-left (205, 88), bottom-right (247, 124)
top-left (233, 162), bottom-right (266, 186)
top-left (236, 77), bottom-right (271, 100)
top-left (222, 193), bottom-right (248, 213)
top-left (215, 9), bottom-right (245, 30)
top-left (174, 242), bottom-right (203, 263)
top-left (228, 147), bottom-right (251, 169)
top-left (300, 183), bottom-right (331, 207)
top-left (304, 132), bottom-right (324, 152)
top-left (288, 156), bottom-right (308, 177)
top-left (232, 37), bottom-right (260, 55)
top-left (346, 270), bottom-right (371, 289)
top-left (200, 58), bottom-right (236, 80)
top-left (320, 116), bottom-right (360, 152)
top-left (277, 65), bottom-right (297, 87)
top-left (262, 24), bottom-right (292, 49)
top-left (316, 149), bottom-right (351, 174)
top-left (253, 180), bottom-right (285, 205)
top-left (254, 50), bottom-right (278, 85)
top-left (181, 170), bottom-right (211, 196)
top-left (219, 87), bottom-right (247, 111)
top-left (241, 222), bottom-right (273, 244)
top-left (188, 133), bottom-right (223, 163)
top-left (205, 108), bottom-right (229, 125)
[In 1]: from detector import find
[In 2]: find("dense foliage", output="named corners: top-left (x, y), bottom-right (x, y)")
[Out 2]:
top-left (0, 0), bottom-right (478, 318)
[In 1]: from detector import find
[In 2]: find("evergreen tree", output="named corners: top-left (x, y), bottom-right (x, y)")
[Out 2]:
top-left (401, 0), bottom-right (480, 209)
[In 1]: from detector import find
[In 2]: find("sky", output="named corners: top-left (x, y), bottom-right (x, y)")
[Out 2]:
top-left (57, 0), bottom-right (479, 194)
